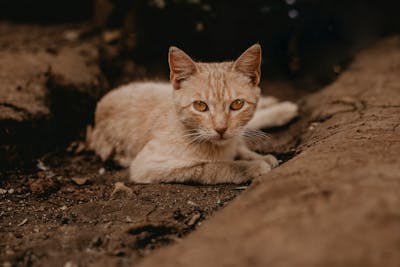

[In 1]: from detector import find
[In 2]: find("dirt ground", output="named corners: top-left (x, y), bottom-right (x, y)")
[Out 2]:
top-left (0, 115), bottom-right (301, 267)
top-left (0, 113), bottom-right (301, 267)
top-left (0, 23), bottom-right (304, 267)
top-left (1, 22), bottom-right (399, 267)
top-left (0, 151), bottom-right (244, 267)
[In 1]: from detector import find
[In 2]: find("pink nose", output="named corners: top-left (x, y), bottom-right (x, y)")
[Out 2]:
top-left (215, 127), bottom-right (227, 135)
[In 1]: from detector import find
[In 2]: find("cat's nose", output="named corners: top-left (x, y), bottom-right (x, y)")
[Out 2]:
top-left (215, 127), bottom-right (227, 135)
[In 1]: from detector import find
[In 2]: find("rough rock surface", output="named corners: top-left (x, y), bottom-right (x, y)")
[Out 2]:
top-left (0, 23), bottom-right (107, 167)
top-left (137, 37), bottom-right (400, 267)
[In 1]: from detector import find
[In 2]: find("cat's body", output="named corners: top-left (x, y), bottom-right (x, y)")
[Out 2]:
top-left (87, 45), bottom-right (298, 184)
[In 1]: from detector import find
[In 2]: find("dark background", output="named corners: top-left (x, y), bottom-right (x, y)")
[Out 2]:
top-left (1, 0), bottom-right (400, 85)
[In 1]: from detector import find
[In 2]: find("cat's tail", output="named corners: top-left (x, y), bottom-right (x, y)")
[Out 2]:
top-left (247, 101), bottom-right (299, 129)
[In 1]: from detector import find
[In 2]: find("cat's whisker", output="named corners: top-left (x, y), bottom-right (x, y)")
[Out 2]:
top-left (241, 128), bottom-right (272, 145)
top-left (243, 132), bottom-right (270, 140)
top-left (190, 135), bottom-right (203, 143)
top-left (242, 127), bottom-right (272, 138)
top-left (182, 130), bottom-right (206, 142)
top-left (182, 133), bottom-right (201, 138)
top-left (183, 129), bottom-right (211, 145)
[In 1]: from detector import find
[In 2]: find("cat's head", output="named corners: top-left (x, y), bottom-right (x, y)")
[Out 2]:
top-left (168, 44), bottom-right (262, 145)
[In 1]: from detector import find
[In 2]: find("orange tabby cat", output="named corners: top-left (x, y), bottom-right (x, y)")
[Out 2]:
top-left (87, 44), bottom-right (298, 184)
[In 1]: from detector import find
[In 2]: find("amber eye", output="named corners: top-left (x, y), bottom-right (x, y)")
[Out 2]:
top-left (193, 101), bottom-right (208, 112)
top-left (230, 99), bottom-right (244, 110)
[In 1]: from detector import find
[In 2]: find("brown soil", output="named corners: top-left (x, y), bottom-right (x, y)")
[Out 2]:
top-left (0, 22), bottom-right (108, 168)
top-left (0, 124), bottom-right (299, 267)
top-left (1, 22), bottom-right (399, 267)
top-left (0, 22), bottom-right (304, 267)
top-left (0, 151), bottom-right (245, 267)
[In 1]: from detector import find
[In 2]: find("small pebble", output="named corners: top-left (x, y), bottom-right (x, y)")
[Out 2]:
top-left (18, 218), bottom-right (28, 226)
top-left (102, 30), bottom-right (121, 43)
top-left (0, 188), bottom-right (6, 194)
top-left (187, 200), bottom-right (198, 206)
top-left (308, 122), bottom-right (320, 131)
top-left (5, 248), bottom-right (14, 255)
top-left (98, 168), bottom-right (106, 175)
top-left (8, 189), bottom-right (14, 194)
top-left (64, 261), bottom-right (78, 267)
top-left (71, 177), bottom-right (88, 186)
top-left (110, 182), bottom-right (133, 199)
top-left (37, 160), bottom-right (48, 171)
top-left (63, 30), bottom-right (79, 41)
top-left (75, 142), bottom-right (86, 153)
top-left (187, 212), bottom-right (201, 226)
top-left (103, 222), bottom-right (112, 229)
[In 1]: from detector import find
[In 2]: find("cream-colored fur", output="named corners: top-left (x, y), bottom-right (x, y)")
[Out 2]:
top-left (87, 44), bottom-right (298, 184)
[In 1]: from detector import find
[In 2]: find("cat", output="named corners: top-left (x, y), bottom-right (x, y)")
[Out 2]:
top-left (86, 44), bottom-right (298, 184)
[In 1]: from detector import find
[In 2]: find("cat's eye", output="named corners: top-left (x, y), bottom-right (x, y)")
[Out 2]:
top-left (230, 99), bottom-right (244, 110)
top-left (193, 101), bottom-right (208, 112)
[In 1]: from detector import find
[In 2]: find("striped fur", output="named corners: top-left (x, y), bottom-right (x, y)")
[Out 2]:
top-left (87, 45), bottom-right (298, 184)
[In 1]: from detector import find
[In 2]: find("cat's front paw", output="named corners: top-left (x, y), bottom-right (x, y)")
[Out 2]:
top-left (248, 159), bottom-right (272, 178)
top-left (263, 154), bottom-right (279, 168)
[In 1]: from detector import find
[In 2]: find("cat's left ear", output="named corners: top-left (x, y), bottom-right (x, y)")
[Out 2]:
top-left (233, 44), bottom-right (262, 86)
top-left (168, 46), bottom-right (198, 90)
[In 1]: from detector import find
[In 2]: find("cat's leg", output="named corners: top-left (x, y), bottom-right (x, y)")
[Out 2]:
top-left (237, 144), bottom-right (279, 168)
top-left (129, 144), bottom-right (273, 184)
top-left (247, 101), bottom-right (299, 129)
top-left (130, 159), bottom-right (272, 184)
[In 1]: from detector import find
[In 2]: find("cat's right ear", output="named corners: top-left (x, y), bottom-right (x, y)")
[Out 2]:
top-left (168, 46), bottom-right (198, 90)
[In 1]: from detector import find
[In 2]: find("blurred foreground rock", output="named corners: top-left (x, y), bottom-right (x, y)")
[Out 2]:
top-left (137, 37), bottom-right (400, 267)
top-left (0, 23), bottom-right (108, 168)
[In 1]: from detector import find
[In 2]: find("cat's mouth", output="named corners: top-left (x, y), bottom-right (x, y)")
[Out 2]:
top-left (211, 139), bottom-right (230, 146)
top-left (209, 134), bottom-right (233, 145)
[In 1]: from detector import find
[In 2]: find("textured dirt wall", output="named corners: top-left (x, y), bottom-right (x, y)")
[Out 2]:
top-left (137, 37), bottom-right (400, 267)
top-left (0, 23), bottom-right (108, 167)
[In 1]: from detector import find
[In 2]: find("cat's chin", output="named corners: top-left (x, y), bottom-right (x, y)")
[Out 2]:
top-left (209, 137), bottom-right (233, 146)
